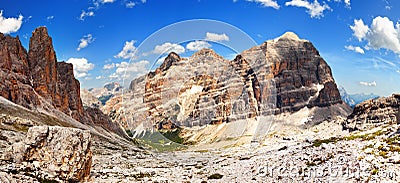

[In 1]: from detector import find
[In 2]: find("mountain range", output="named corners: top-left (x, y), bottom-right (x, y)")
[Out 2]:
top-left (101, 31), bottom-right (352, 145)
top-left (339, 86), bottom-right (380, 108)
top-left (0, 27), bottom-right (399, 182)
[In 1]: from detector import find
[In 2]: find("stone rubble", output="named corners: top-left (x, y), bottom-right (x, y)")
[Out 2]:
top-left (2, 125), bottom-right (92, 182)
top-left (87, 123), bottom-right (400, 182)
top-left (1, 119), bottom-right (399, 182)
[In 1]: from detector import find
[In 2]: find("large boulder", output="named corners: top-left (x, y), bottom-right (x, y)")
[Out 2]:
top-left (4, 125), bottom-right (92, 182)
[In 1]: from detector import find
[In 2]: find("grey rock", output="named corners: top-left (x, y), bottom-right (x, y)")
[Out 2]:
top-left (344, 94), bottom-right (400, 131)
top-left (106, 32), bottom-right (351, 136)
top-left (3, 125), bottom-right (92, 182)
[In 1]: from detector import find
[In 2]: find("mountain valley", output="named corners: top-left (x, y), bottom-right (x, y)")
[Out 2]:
top-left (0, 27), bottom-right (399, 182)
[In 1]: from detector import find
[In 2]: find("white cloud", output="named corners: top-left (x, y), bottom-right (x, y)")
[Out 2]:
top-left (0, 10), bottom-right (23, 34)
top-left (126, 1), bottom-right (135, 8)
top-left (109, 73), bottom-right (119, 79)
top-left (345, 45), bottom-right (364, 54)
top-left (100, 0), bottom-right (115, 3)
top-left (344, 0), bottom-right (350, 7)
top-left (186, 40), bottom-right (211, 51)
top-left (110, 60), bottom-right (149, 79)
top-left (96, 76), bottom-right (103, 80)
top-left (46, 16), bottom-right (54, 21)
top-left (359, 81), bottom-right (376, 87)
top-left (367, 57), bottom-right (398, 70)
top-left (114, 40), bottom-right (138, 60)
top-left (350, 19), bottom-right (369, 41)
top-left (332, 0), bottom-right (350, 8)
top-left (80, 0), bottom-right (116, 21)
top-left (367, 16), bottom-right (400, 53)
top-left (153, 42), bottom-right (185, 54)
top-left (77, 34), bottom-right (94, 51)
top-left (205, 32), bottom-right (230, 42)
top-left (285, 0), bottom-right (331, 18)
top-left (350, 16), bottom-right (400, 54)
top-left (66, 58), bottom-right (95, 78)
top-left (103, 63), bottom-right (116, 70)
top-left (116, 60), bottom-right (149, 74)
top-left (141, 0), bottom-right (147, 3)
top-left (79, 10), bottom-right (95, 21)
top-left (225, 53), bottom-right (239, 60)
top-left (246, 0), bottom-right (280, 9)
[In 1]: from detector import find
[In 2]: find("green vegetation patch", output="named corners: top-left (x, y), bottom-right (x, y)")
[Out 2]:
top-left (126, 129), bottom-right (134, 138)
top-left (313, 130), bottom-right (385, 147)
top-left (132, 129), bottom-right (187, 152)
top-left (313, 137), bottom-right (340, 147)
top-left (159, 128), bottom-right (184, 144)
top-left (208, 173), bottom-right (223, 179)
top-left (133, 172), bottom-right (153, 180)
top-left (384, 136), bottom-right (400, 146)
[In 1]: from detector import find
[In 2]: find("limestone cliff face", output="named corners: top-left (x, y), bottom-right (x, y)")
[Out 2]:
top-left (142, 49), bottom-right (268, 129)
top-left (0, 27), bottom-right (122, 136)
top-left (344, 94), bottom-right (400, 131)
top-left (240, 32), bottom-right (344, 115)
top-left (0, 27), bottom-right (85, 121)
top-left (28, 27), bottom-right (58, 102)
top-left (114, 32), bottom-right (350, 132)
top-left (230, 55), bottom-right (261, 118)
top-left (56, 62), bottom-right (84, 121)
top-left (0, 34), bottom-right (41, 109)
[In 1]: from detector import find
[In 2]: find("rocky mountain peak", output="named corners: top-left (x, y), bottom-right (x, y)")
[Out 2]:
top-left (339, 86), bottom-right (356, 107)
top-left (104, 82), bottom-right (122, 92)
top-left (147, 52), bottom-right (182, 78)
top-left (28, 26), bottom-right (58, 101)
top-left (0, 27), bottom-right (125, 137)
top-left (191, 48), bottom-right (225, 60)
top-left (166, 51), bottom-right (181, 60)
top-left (0, 33), bottom-right (28, 74)
top-left (29, 27), bottom-right (54, 56)
top-left (278, 31), bottom-right (302, 41)
top-left (159, 52), bottom-right (181, 72)
top-left (119, 33), bottom-right (351, 133)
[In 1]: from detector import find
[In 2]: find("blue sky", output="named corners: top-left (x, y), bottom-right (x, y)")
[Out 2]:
top-left (0, 0), bottom-right (399, 96)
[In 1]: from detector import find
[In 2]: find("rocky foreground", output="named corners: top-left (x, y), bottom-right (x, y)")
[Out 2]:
top-left (89, 119), bottom-right (400, 182)
top-left (1, 114), bottom-right (400, 182)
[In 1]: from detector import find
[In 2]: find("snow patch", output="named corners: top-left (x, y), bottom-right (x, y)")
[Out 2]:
top-left (307, 84), bottom-right (325, 103)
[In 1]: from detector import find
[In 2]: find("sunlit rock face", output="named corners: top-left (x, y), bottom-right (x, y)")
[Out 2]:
top-left (0, 27), bottom-right (124, 136)
top-left (144, 49), bottom-right (254, 128)
top-left (240, 32), bottom-right (344, 115)
top-left (0, 27), bottom-right (84, 120)
top-left (108, 32), bottom-right (351, 133)
top-left (3, 126), bottom-right (92, 182)
top-left (344, 94), bottom-right (400, 131)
